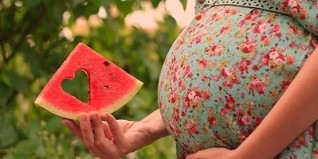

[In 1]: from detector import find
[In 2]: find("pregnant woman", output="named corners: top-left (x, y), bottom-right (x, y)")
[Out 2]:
top-left (62, 0), bottom-right (318, 158)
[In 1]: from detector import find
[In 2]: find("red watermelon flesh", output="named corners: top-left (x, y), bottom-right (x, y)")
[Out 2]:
top-left (34, 43), bottom-right (143, 120)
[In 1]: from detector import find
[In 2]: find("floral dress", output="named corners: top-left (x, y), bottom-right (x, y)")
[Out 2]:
top-left (158, 0), bottom-right (318, 158)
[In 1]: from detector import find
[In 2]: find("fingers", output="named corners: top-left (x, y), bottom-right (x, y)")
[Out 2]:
top-left (102, 113), bottom-right (126, 147)
top-left (64, 112), bottom-right (125, 158)
top-left (79, 113), bottom-right (106, 157)
top-left (61, 119), bottom-right (83, 140)
top-left (102, 121), bottom-right (114, 140)
top-left (90, 112), bottom-right (118, 156)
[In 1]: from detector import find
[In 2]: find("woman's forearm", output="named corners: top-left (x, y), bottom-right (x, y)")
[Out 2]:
top-left (236, 47), bottom-right (318, 159)
top-left (140, 109), bottom-right (169, 141)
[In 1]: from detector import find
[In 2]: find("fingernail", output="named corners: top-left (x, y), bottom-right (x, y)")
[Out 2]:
top-left (101, 114), bottom-right (107, 121)
top-left (93, 113), bottom-right (100, 121)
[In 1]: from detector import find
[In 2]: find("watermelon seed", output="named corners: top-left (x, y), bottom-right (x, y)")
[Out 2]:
top-left (103, 85), bottom-right (109, 88)
top-left (103, 61), bottom-right (110, 66)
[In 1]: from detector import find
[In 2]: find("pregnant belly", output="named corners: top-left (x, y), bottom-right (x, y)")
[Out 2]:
top-left (157, 11), bottom-right (315, 154)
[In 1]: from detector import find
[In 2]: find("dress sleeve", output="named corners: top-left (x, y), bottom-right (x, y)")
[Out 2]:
top-left (271, 0), bottom-right (318, 36)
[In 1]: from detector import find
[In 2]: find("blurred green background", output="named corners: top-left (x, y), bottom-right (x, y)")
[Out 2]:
top-left (0, 0), bottom-right (194, 158)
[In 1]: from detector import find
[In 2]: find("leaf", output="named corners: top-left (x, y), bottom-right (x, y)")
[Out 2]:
top-left (0, 80), bottom-right (13, 104)
top-left (71, 0), bottom-right (86, 8)
top-left (45, 117), bottom-right (63, 134)
top-left (22, 44), bottom-right (45, 77)
top-left (15, 139), bottom-right (39, 157)
top-left (150, 0), bottom-right (161, 7)
top-left (35, 145), bottom-right (46, 157)
top-left (0, 124), bottom-right (18, 147)
top-left (113, 0), bottom-right (136, 16)
top-left (73, 1), bottom-right (100, 18)
top-left (28, 121), bottom-right (41, 139)
top-left (179, 0), bottom-right (188, 10)
top-left (23, 0), bottom-right (41, 8)
top-left (3, 154), bottom-right (15, 159)
top-left (3, 70), bottom-right (29, 92)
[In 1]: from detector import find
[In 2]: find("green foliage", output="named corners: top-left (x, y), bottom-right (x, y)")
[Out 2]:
top-left (0, 0), bottom-right (184, 158)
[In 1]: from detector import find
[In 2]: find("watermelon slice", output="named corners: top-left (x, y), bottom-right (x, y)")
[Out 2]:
top-left (34, 43), bottom-right (143, 120)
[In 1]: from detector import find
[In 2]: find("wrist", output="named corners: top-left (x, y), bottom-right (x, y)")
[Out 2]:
top-left (140, 110), bottom-right (169, 140)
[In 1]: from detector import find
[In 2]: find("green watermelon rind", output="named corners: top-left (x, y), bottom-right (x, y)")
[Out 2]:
top-left (34, 80), bottom-right (143, 120)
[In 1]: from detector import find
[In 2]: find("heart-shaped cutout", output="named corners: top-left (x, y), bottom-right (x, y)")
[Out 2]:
top-left (62, 70), bottom-right (89, 103)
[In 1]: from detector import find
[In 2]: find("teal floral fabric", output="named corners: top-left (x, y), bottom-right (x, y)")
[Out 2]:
top-left (158, 0), bottom-right (318, 158)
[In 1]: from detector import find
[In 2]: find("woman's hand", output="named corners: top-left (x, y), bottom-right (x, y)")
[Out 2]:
top-left (186, 147), bottom-right (238, 159)
top-left (62, 112), bottom-right (162, 159)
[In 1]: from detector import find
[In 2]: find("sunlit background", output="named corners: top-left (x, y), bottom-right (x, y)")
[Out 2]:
top-left (61, 0), bottom-right (195, 40)
top-left (0, 0), bottom-right (196, 159)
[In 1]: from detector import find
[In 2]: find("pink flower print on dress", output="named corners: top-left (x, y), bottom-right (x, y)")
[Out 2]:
top-left (288, 0), bottom-right (297, 8)
top-left (211, 75), bottom-right (219, 82)
top-left (170, 89), bottom-right (178, 103)
top-left (202, 90), bottom-right (211, 100)
top-left (253, 21), bottom-right (270, 33)
top-left (220, 67), bottom-right (239, 88)
top-left (169, 121), bottom-right (181, 138)
top-left (248, 79), bottom-right (266, 94)
top-left (220, 67), bottom-right (234, 78)
top-left (240, 38), bottom-right (256, 53)
top-left (186, 123), bottom-right (199, 135)
top-left (201, 75), bottom-right (209, 82)
top-left (178, 80), bottom-right (186, 90)
top-left (220, 107), bottom-right (228, 117)
top-left (187, 90), bottom-right (201, 104)
top-left (273, 57), bottom-right (284, 67)
top-left (208, 116), bottom-right (217, 125)
top-left (263, 49), bottom-right (286, 68)
top-left (174, 68), bottom-right (183, 82)
top-left (193, 96), bottom-right (201, 104)
top-left (185, 66), bottom-right (193, 78)
top-left (299, 44), bottom-right (308, 51)
top-left (220, 26), bottom-right (230, 34)
top-left (209, 43), bottom-right (224, 56)
top-left (173, 108), bottom-right (181, 121)
top-left (288, 0), bottom-right (302, 15)
top-left (261, 35), bottom-right (270, 46)
top-left (286, 55), bottom-right (295, 64)
top-left (279, 0), bottom-right (289, 10)
top-left (198, 59), bottom-right (208, 69)
top-left (269, 50), bottom-right (279, 59)
top-left (241, 115), bottom-right (252, 126)
top-left (289, 25), bottom-right (300, 34)
top-left (281, 80), bottom-right (291, 90)
top-left (271, 24), bottom-right (282, 37)
top-left (225, 95), bottom-right (236, 108)
top-left (193, 35), bottom-right (202, 44)
top-left (238, 59), bottom-right (252, 73)
top-left (289, 41), bottom-right (296, 48)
